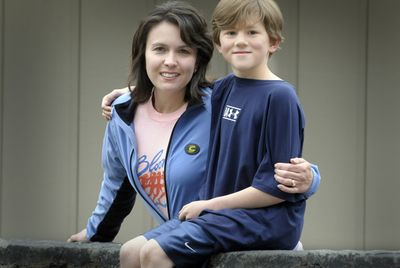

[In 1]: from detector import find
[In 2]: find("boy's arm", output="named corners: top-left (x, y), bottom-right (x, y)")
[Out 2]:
top-left (179, 186), bottom-right (283, 220)
top-left (102, 87), bottom-right (131, 120)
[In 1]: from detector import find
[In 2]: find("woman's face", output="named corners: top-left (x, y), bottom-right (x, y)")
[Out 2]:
top-left (145, 21), bottom-right (197, 97)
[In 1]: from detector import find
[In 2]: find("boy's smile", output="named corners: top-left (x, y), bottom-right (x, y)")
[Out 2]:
top-left (217, 21), bottom-right (279, 79)
top-left (232, 51), bottom-right (251, 54)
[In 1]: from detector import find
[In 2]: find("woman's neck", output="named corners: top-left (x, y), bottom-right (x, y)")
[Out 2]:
top-left (152, 89), bottom-right (186, 113)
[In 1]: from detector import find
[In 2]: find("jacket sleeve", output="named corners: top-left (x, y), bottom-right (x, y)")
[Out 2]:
top-left (86, 119), bottom-right (136, 242)
top-left (303, 164), bottom-right (321, 198)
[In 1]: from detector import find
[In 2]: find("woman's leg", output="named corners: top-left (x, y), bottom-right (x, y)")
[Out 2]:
top-left (140, 239), bottom-right (174, 268)
top-left (120, 235), bottom-right (148, 268)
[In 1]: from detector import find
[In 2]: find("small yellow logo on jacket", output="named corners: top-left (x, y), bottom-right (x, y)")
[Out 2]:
top-left (185, 144), bottom-right (200, 155)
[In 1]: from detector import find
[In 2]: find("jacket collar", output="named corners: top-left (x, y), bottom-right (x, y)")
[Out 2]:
top-left (114, 98), bottom-right (137, 125)
top-left (114, 93), bottom-right (207, 125)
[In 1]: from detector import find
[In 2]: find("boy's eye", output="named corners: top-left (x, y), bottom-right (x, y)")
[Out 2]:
top-left (248, 30), bottom-right (258, 35)
top-left (223, 30), bottom-right (236, 36)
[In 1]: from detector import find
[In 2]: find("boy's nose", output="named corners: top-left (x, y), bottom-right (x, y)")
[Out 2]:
top-left (234, 32), bottom-right (248, 47)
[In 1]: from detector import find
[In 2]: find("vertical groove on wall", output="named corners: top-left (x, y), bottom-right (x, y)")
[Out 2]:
top-left (0, 0), bottom-right (5, 236)
top-left (295, 0), bottom-right (300, 89)
top-left (362, 0), bottom-right (370, 250)
top-left (75, 0), bottom-right (82, 232)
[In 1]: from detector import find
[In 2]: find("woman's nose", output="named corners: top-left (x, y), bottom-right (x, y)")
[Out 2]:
top-left (164, 52), bottom-right (177, 67)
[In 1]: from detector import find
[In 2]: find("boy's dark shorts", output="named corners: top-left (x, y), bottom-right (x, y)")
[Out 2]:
top-left (143, 218), bottom-right (217, 267)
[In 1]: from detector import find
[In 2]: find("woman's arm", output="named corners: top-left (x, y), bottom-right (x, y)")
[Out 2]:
top-left (274, 157), bottom-right (321, 196)
top-left (69, 120), bottom-right (136, 243)
top-left (67, 229), bottom-right (88, 242)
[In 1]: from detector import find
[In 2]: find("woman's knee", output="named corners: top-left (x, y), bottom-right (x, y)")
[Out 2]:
top-left (120, 236), bottom-right (147, 268)
top-left (140, 239), bottom-right (173, 268)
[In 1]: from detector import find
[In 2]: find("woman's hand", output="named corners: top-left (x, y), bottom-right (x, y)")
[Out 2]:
top-left (274, 158), bottom-right (313, 194)
top-left (67, 228), bottom-right (88, 243)
top-left (101, 87), bottom-right (130, 120)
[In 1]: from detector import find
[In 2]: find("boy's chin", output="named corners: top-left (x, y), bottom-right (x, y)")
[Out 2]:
top-left (231, 66), bottom-right (254, 75)
top-left (231, 63), bottom-right (256, 72)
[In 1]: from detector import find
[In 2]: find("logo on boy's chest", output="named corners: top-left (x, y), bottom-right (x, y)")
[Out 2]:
top-left (223, 105), bottom-right (241, 122)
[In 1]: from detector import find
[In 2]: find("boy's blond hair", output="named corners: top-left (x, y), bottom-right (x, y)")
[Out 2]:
top-left (212, 0), bottom-right (284, 48)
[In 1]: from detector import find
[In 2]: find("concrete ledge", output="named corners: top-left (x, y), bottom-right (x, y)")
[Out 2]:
top-left (1, 239), bottom-right (400, 268)
top-left (209, 249), bottom-right (400, 268)
top-left (0, 239), bottom-right (120, 268)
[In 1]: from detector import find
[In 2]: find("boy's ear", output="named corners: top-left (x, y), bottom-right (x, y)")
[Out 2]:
top-left (215, 43), bottom-right (223, 54)
top-left (269, 40), bottom-right (280, 53)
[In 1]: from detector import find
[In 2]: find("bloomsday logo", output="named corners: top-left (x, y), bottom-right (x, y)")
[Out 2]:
top-left (185, 144), bottom-right (200, 155)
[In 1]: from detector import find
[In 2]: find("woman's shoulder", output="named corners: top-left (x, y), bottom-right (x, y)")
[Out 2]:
top-left (112, 92), bottom-right (132, 106)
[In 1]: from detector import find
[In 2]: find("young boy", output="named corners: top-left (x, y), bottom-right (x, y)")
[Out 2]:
top-left (123, 0), bottom-right (310, 267)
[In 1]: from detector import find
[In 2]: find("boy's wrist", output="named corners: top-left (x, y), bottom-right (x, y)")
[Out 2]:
top-left (208, 196), bottom-right (226, 211)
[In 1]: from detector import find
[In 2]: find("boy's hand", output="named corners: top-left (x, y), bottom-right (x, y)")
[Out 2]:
top-left (67, 228), bottom-right (88, 243)
top-left (178, 200), bottom-right (213, 221)
top-left (101, 87), bottom-right (130, 120)
top-left (274, 158), bottom-right (313, 194)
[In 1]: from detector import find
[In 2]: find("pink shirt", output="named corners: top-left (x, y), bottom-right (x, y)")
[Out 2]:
top-left (134, 98), bottom-right (187, 218)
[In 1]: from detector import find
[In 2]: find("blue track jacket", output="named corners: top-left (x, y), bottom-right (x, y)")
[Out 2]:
top-left (86, 89), bottom-right (212, 241)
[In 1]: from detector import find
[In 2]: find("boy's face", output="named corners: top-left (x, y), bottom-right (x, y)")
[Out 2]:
top-left (216, 21), bottom-right (279, 79)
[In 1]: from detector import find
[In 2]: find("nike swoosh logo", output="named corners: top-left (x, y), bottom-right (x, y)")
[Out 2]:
top-left (184, 242), bottom-right (197, 253)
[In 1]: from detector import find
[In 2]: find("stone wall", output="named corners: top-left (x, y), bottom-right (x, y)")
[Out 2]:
top-left (1, 239), bottom-right (399, 268)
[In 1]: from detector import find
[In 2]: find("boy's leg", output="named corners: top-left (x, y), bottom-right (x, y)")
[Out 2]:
top-left (150, 220), bottom-right (218, 267)
top-left (140, 239), bottom-right (174, 268)
top-left (120, 235), bottom-right (147, 268)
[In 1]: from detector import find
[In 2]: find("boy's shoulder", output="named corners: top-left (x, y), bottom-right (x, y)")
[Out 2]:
top-left (254, 79), bottom-right (298, 101)
top-left (210, 73), bottom-right (235, 101)
top-left (210, 73), bottom-right (235, 90)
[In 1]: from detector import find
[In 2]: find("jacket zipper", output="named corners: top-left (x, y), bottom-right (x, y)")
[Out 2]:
top-left (164, 102), bottom-right (202, 220)
top-left (163, 119), bottom-right (179, 220)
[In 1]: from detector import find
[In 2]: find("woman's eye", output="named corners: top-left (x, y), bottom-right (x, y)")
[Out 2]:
top-left (153, 46), bottom-right (166, 52)
top-left (179, 49), bottom-right (191, 55)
